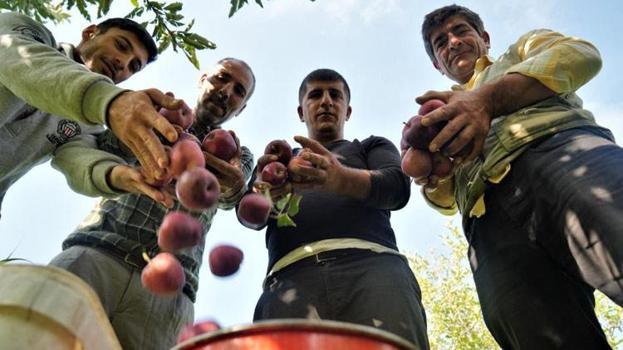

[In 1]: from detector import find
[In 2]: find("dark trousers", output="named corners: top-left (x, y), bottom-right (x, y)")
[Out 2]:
top-left (254, 250), bottom-right (430, 349)
top-left (465, 128), bottom-right (623, 349)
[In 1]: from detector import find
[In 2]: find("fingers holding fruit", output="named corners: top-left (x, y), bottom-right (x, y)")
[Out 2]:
top-left (108, 165), bottom-right (174, 208)
top-left (400, 98), bottom-right (460, 185)
top-left (417, 90), bottom-right (488, 160)
top-left (236, 139), bottom-right (302, 229)
top-left (203, 151), bottom-right (245, 192)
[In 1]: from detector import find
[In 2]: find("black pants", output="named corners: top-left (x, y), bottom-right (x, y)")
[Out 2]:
top-left (466, 128), bottom-right (623, 349)
top-left (254, 250), bottom-right (430, 349)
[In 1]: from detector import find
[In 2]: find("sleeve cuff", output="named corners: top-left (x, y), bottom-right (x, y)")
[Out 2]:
top-left (421, 186), bottom-right (458, 216)
top-left (81, 80), bottom-right (127, 125)
top-left (92, 161), bottom-right (125, 197)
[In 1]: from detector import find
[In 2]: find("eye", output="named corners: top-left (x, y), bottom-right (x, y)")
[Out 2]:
top-left (330, 91), bottom-right (342, 99)
top-left (235, 85), bottom-right (246, 98)
top-left (116, 39), bottom-right (128, 51)
top-left (434, 36), bottom-right (447, 50)
top-left (308, 90), bottom-right (321, 99)
top-left (457, 28), bottom-right (469, 36)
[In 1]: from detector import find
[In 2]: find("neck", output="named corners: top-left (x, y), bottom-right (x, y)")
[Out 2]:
top-left (312, 134), bottom-right (342, 147)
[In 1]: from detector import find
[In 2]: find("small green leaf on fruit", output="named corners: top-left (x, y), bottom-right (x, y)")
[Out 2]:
top-left (287, 194), bottom-right (302, 217)
top-left (275, 193), bottom-right (291, 211)
top-left (277, 214), bottom-right (296, 227)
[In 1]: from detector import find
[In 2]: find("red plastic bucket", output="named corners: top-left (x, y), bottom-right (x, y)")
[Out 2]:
top-left (172, 319), bottom-right (417, 350)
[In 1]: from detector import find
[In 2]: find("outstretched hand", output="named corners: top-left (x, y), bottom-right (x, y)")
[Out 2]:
top-left (107, 89), bottom-right (182, 181)
top-left (108, 165), bottom-right (174, 208)
top-left (416, 89), bottom-right (494, 163)
top-left (204, 152), bottom-right (245, 196)
top-left (291, 136), bottom-right (343, 192)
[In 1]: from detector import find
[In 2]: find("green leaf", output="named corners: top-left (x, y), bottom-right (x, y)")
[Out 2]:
top-left (157, 35), bottom-right (170, 53)
top-left (275, 193), bottom-right (291, 211)
top-left (189, 33), bottom-right (216, 49)
top-left (228, 0), bottom-right (243, 17)
top-left (98, 0), bottom-right (112, 17)
top-left (164, 1), bottom-right (182, 11)
top-left (130, 0), bottom-right (139, 7)
top-left (276, 213), bottom-right (296, 227)
top-left (185, 46), bottom-right (200, 69)
top-left (287, 193), bottom-right (302, 217)
top-left (75, 0), bottom-right (92, 21)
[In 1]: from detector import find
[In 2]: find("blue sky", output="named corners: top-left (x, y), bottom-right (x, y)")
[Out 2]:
top-left (1, 0), bottom-right (622, 329)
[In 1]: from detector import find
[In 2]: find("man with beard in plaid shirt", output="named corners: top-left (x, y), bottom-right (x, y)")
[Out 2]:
top-left (48, 57), bottom-right (255, 350)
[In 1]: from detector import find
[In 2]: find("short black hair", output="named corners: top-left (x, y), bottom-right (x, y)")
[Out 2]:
top-left (97, 18), bottom-right (158, 64)
top-left (217, 57), bottom-right (256, 97)
top-left (422, 4), bottom-right (485, 62)
top-left (298, 69), bottom-right (351, 104)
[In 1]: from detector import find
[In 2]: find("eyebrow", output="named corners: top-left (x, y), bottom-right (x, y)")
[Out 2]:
top-left (216, 70), bottom-right (248, 95)
top-left (433, 24), bottom-right (470, 47)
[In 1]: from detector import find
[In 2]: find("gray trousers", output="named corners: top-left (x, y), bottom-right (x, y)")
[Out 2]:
top-left (465, 127), bottom-right (623, 349)
top-left (254, 250), bottom-right (430, 349)
top-left (49, 246), bottom-right (194, 350)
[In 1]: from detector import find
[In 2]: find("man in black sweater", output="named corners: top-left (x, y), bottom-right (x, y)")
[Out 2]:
top-left (246, 69), bottom-right (429, 348)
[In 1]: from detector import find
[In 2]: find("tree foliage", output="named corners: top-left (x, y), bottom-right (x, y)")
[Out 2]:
top-left (0, 0), bottom-right (313, 68)
top-left (408, 224), bottom-right (623, 349)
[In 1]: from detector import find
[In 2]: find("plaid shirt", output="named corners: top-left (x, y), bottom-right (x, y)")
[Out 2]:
top-left (63, 131), bottom-right (254, 302)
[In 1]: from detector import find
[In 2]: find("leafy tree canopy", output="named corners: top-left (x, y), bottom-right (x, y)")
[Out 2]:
top-left (0, 0), bottom-right (313, 68)
top-left (408, 225), bottom-right (622, 349)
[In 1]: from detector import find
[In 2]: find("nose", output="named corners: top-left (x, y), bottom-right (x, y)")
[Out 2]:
top-left (218, 83), bottom-right (234, 102)
top-left (320, 91), bottom-right (334, 107)
top-left (448, 33), bottom-right (462, 49)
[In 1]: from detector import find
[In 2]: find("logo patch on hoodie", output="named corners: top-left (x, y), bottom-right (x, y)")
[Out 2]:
top-left (47, 120), bottom-right (81, 146)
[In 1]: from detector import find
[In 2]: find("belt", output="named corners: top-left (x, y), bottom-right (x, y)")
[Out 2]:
top-left (294, 248), bottom-right (374, 266)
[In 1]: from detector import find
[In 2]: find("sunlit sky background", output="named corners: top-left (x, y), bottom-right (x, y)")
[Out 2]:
top-left (1, 0), bottom-right (622, 328)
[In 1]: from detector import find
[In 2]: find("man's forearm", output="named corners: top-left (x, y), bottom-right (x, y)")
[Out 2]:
top-left (478, 73), bottom-right (557, 119)
top-left (335, 166), bottom-right (371, 200)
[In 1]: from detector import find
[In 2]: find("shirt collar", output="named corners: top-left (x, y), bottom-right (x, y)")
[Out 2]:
top-left (463, 55), bottom-right (495, 90)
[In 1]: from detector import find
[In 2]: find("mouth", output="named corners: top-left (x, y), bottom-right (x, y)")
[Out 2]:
top-left (316, 112), bottom-right (334, 121)
top-left (202, 97), bottom-right (227, 117)
top-left (449, 51), bottom-right (470, 65)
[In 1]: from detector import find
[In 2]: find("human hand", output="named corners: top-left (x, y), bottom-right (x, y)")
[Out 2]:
top-left (108, 165), bottom-right (175, 208)
top-left (253, 153), bottom-right (292, 202)
top-left (107, 89), bottom-right (182, 181)
top-left (416, 89), bottom-right (494, 162)
top-left (291, 136), bottom-right (344, 192)
top-left (204, 152), bottom-right (245, 196)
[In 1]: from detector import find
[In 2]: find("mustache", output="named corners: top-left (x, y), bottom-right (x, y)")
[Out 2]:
top-left (204, 94), bottom-right (227, 113)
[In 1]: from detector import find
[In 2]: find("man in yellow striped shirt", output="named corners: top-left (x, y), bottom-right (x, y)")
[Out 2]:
top-left (416, 4), bottom-right (622, 349)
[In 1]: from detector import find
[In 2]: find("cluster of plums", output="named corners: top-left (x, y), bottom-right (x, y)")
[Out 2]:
top-left (236, 139), bottom-right (312, 228)
top-left (140, 103), bottom-right (244, 296)
top-left (400, 99), bottom-right (453, 179)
